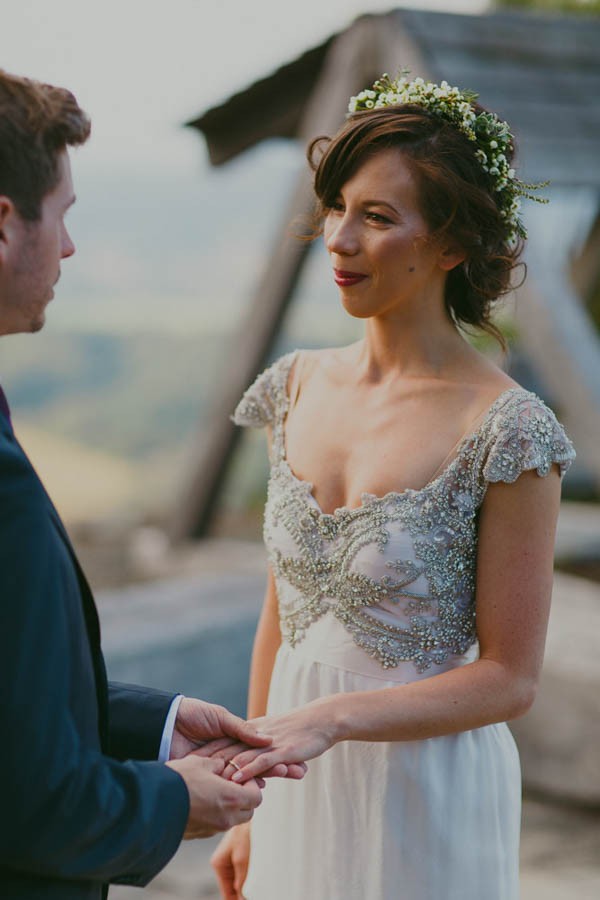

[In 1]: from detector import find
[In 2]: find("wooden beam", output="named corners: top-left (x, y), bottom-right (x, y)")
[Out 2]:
top-left (169, 14), bottom-right (411, 542)
top-left (400, 7), bottom-right (600, 67)
top-left (570, 211), bottom-right (600, 301)
top-left (515, 189), bottom-right (600, 487)
top-left (188, 39), bottom-right (334, 166)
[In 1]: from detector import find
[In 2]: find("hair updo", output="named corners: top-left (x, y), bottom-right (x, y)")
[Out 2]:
top-left (308, 105), bottom-right (524, 348)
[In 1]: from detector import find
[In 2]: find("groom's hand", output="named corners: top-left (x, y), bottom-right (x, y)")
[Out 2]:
top-left (166, 755), bottom-right (263, 838)
top-left (169, 698), bottom-right (272, 760)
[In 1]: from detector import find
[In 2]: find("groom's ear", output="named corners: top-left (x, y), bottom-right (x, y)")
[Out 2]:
top-left (0, 196), bottom-right (18, 265)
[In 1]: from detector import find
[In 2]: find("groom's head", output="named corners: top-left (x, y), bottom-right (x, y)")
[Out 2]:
top-left (0, 70), bottom-right (90, 335)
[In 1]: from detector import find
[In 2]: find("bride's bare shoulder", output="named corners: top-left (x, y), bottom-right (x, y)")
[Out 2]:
top-left (297, 344), bottom-right (361, 383)
top-left (461, 345), bottom-right (522, 406)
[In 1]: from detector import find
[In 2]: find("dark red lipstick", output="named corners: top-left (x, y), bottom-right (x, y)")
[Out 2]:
top-left (333, 269), bottom-right (367, 287)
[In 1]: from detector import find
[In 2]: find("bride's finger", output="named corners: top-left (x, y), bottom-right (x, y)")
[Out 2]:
top-left (192, 737), bottom-right (238, 757)
top-left (244, 762), bottom-right (305, 779)
top-left (284, 762), bottom-right (308, 779)
top-left (211, 844), bottom-right (239, 900)
top-left (222, 758), bottom-right (250, 781)
top-left (229, 749), bottom-right (282, 782)
top-left (253, 763), bottom-right (288, 779)
top-left (213, 742), bottom-right (248, 763)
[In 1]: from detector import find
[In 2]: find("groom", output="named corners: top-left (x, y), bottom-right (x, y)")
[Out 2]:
top-left (0, 69), bottom-right (274, 898)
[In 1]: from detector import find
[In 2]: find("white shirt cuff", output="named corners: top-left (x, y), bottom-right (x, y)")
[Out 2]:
top-left (158, 694), bottom-right (184, 763)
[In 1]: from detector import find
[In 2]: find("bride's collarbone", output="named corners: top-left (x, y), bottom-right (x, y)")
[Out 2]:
top-left (283, 372), bottom-right (514, 504)
top-left (283, 427), bottom-right (462, 509)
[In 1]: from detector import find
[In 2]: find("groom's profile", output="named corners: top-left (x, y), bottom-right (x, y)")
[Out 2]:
top-left (0, 69), bottom-right (269, 898)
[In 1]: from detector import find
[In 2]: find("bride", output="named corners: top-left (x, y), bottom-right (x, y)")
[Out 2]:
top-left (207, 73), bottom-right (575, 899)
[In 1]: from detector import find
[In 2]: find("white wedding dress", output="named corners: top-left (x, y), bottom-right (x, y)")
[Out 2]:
top-left (233, 351), bottom-right (575, 900)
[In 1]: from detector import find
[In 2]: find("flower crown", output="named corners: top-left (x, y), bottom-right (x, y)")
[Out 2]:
top-left (348, 71), bottom-right (547, 243)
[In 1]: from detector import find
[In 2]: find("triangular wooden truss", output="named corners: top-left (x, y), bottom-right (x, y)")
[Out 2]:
top-left (170, 8), bottom-right (600, 541)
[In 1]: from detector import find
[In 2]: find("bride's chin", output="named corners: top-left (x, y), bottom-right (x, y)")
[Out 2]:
top-left (340, 298), bottom-right (376, 320)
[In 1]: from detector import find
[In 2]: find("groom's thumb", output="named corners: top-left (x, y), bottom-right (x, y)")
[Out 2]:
top-left (188, 754), bottom-right (227, 776)
top-left (234, 717), bottom-right (272, 747)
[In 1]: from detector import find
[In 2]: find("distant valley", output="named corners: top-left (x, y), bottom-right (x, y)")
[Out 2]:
top-left (0, 142), bottom-right (360, 524)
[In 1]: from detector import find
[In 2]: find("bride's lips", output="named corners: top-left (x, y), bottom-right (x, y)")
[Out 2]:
top-left (333, 268), bottom-right (367, 287)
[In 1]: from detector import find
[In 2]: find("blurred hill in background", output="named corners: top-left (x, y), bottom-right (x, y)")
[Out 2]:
top-left (3, 332), bottom-right (222, 458)
top-left (0, 143), bottom-right (359, 526)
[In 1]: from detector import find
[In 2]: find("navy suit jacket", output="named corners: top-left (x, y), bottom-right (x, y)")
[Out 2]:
top-left (0, 410), bottom-right (189, 898)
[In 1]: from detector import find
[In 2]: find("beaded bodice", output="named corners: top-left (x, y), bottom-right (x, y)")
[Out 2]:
top-left (233, 351), bottom-right (575, 672)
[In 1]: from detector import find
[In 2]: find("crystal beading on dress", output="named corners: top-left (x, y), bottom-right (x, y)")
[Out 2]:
top-left (233, 351), bottom-right (575, 674)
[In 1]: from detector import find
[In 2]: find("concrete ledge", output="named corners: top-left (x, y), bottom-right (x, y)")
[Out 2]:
top-left (555, 502), bottom-right (600, 562)
top-left (99, 564), bottom-right (600, 805)
top-left (511, 571), bottom-right (600, 805)
top-left (98, 572), bottom-right (266, 716)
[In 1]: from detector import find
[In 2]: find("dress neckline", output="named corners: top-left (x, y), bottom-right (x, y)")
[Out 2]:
top-left (277, 350), bottom-right (527, 519)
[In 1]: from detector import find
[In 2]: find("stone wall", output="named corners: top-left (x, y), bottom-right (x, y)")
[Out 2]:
top-left (99, 567), bottom-right (600, 805)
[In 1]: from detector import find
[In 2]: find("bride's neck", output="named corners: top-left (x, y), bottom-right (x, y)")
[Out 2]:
top-left (357, 309), bottom-right (469, 383)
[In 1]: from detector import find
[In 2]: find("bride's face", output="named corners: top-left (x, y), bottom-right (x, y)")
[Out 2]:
top-left (323, 147), bottom-right (457, 320)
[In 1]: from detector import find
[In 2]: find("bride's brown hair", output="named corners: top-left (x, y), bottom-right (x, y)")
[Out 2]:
top-left (308, 106), bottom-right (525, 349)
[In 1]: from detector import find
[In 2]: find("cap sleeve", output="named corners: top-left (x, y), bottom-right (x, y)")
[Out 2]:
top-left (481, 392), bottom-right (575, 486)
top-left (231, 351), bottom-right (298, 429)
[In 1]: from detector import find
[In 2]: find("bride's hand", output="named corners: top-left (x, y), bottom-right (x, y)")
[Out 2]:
top-left (194, 737), bottom-right (308, 781)
top-left (211, 822), bottom-right (251, 900)
top-left (228, 700), bottom-right (338, 783)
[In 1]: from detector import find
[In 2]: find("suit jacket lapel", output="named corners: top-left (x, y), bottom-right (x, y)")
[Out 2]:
top-left (46, 503), bottom-right (109, 744)
top-left (0, 409), bottom-right (13, 440)
top-left (10, 430), bottom-right (110, 744)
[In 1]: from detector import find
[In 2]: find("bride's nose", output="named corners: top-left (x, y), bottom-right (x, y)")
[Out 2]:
top-left (325, 213), bottom-right (360, 256)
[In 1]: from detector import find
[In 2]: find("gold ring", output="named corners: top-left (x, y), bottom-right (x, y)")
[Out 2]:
top-left (228, 760), bottom-right (242, 772)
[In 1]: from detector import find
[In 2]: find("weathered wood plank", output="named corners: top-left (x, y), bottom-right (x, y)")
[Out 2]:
top-left (516, 187), bottom-right (600, 484)
top-left (426, 62), bottom-right (600, 120)
top-left (170, 17), bottom-right (396, 540)
top-left (189, 39), bottom-right (334, 165)
top-left (515, 137), bottom-right (600, 183)
top-left (400, 8), bottom-right (600, 66)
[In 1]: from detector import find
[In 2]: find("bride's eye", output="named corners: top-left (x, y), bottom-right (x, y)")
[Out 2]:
top-left (366, 211), bottom-right (391, 224)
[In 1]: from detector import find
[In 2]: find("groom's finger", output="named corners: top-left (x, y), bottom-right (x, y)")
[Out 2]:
top-left (222, 711), bottom-right (272, 746)
top-left (172, 755), bottom-right (226, 776)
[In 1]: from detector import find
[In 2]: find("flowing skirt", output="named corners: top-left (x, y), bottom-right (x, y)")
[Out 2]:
top-left (244, 616), bottom-right (521, 900)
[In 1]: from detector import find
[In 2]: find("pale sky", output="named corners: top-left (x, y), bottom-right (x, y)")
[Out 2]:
top-left (1, 0), bottom-right (492, 338)
top-left (2, 0), bottom-right (489, 177)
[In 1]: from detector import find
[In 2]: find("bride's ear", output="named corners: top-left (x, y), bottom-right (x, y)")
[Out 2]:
top-left (437, 241), bottom-right (466, 272)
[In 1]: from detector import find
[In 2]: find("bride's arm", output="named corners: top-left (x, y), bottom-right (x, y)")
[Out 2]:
top-left (228, 467), bottom-right (561, 780)
top-left (246, 567), bottom-right (283, 719)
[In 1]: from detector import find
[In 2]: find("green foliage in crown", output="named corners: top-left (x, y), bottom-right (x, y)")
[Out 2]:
top-left (348, 71), bottom-right (548, 243)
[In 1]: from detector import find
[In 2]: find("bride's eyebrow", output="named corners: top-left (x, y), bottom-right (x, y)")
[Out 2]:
top-left (333, 188), bottom-right (401, 216)
top-left (362, 199), bottom-right (401, 215)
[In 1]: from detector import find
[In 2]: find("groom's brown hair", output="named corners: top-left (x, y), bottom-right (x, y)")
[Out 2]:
top-left (0, 69), bottom-right (90, 221)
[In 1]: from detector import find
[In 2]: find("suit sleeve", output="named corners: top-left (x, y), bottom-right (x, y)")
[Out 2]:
top-left (108, 681), bottom-right (177, 761)
top-left (0, 439), bottom-right (189, 886)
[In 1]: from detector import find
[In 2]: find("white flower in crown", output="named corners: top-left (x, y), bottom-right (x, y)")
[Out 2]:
top-left (347, 70), bottom-right (548, 242)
